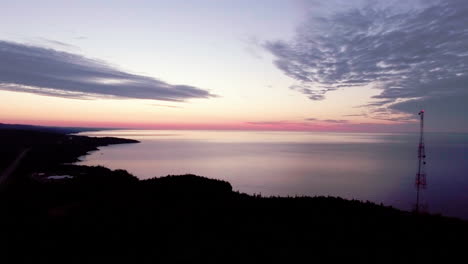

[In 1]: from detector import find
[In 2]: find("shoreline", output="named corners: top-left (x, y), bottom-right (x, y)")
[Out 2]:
top-left (1, 126), bottom-right (468, 262)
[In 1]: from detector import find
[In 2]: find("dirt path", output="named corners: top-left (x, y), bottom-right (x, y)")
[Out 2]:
top-left (0, 148), bottom-right (30, 186)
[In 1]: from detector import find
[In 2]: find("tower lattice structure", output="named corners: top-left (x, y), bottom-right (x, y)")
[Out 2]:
top-left (415, 110), bottom-right (427, 213)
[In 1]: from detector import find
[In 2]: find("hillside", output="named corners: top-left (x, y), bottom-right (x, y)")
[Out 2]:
top-left (0, 128), bottom-right (467, 263)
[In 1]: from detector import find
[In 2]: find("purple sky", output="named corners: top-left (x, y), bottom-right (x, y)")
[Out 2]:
top-left (0, 0), bottom-right (467, 132)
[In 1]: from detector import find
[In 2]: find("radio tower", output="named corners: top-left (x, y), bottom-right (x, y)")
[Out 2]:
top-left (415, 110), bottom-right (427, 213)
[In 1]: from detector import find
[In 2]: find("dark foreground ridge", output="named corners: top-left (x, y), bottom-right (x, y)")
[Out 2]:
top-left (0, 123), bottom-right (115, 134)
top-left (0, 127), bottom-right (138, 174)
top-left (1, 128), bottom-right (467, 263)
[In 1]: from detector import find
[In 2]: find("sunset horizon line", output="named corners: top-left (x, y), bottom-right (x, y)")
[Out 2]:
top-left (1, 119), bottom-right (446, 133)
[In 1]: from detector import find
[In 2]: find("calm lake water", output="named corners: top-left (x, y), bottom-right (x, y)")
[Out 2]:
top-left (77, 130), bottom-right (468, 219)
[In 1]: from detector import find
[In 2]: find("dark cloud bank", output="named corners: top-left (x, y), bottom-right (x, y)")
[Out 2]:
top-left (266, 0), bottom-right (468, 130)
top-left (0, 40), bottom-right (214, 101)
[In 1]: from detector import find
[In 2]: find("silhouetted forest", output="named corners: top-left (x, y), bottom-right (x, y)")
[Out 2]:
top-left (1, 128), bottom-right (467, 263)
top-left (0, 128), bottom-right (137, 175)
top-left (0, 123), bottom-right (111, 134)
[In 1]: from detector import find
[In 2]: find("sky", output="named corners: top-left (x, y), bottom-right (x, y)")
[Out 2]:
top-left (0, 0), bottom-right (467, 132)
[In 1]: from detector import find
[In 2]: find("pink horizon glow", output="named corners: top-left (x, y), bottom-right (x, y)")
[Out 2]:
top-left (1, 118), bottom-right (418, 133)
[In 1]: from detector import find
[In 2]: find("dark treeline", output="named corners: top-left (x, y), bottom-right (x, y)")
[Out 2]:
top-left (1, 128), bottom-right (467, 263)
top-left (0, 123), bottom-right (112, 134)
top-left (0, 128), bottom-right (138, 176)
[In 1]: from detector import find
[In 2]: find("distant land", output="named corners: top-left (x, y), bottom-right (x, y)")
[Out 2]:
top-left (0, 122), bottom-right (119, 135)
top-left (1, 124), bottom-right (467, 263)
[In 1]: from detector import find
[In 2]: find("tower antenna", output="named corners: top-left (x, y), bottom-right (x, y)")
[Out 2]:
top-left (415, 110), bottom-right (427, 213)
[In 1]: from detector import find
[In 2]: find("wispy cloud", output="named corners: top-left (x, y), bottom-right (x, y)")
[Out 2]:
top-left (321, 119), bottom-right (349, 124)
top-left (38, 38), bottom-right (76, 48)
top-left (246, 121), bottom-right (302, 126)
top-left (150, 104), bottom-right (183, 109)
top-left (305, 118), bottom-right (349, 124)
top-left (248, 119), bottom-right (350, 126)
top-left (0, 40), bottom-right (215, 101)
top-left (342, 114), bottom-right (363, 117)
top-left (265, 0), bottom-right (468, 128)
top-left (246, 118), bottom-right (416, 132)
top-left (305, 117), bottom-right (349, 124)
top-left (241, 35), bottom-right (265, 60)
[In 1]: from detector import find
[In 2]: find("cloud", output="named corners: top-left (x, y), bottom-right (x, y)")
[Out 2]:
top-left (248, 119), bottom-right (350, 127)
top-left (246, 118), bottom-right (415, 132)
top-left (246, 121), bottom-right (299, 126)
top-left (342, 114), bottom-right (363, 117)
top-left (390, 95), bottom-right (468, 130)
top-left (150, 104), bottom-right (183, 109)
top-left (265, 0), bottom-right (468, 129)
top-left (0, 40), bottom-right (215, 101)
top-left (305, 118), bottom-right (349, 123)
top-left (321, 119), bottom-right (349, 124)
top-left (241, 35), bottom-right (264, 60)
top-left (38, 38), bottom-right (76, 48)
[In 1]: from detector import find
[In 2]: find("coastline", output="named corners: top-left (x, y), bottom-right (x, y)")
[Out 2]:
top-left (1, 127), bottom-right (468, 263)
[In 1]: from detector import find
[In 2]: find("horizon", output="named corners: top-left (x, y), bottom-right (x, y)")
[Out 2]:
top-left (1, 0), bottom-right (468, 133)
top-left (3, 121), bottom-right (463, 135)
top-left (0, 120), bottom-right (431, 134)
top-left (2, 1), bottom-right (468, 260)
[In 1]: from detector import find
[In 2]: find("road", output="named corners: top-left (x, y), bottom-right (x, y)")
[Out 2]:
top-left (0, 148), bottom-right (30, 186)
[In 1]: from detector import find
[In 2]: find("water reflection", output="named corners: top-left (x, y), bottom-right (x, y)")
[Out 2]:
top-left (77, 130), bottom-right (468, 219)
